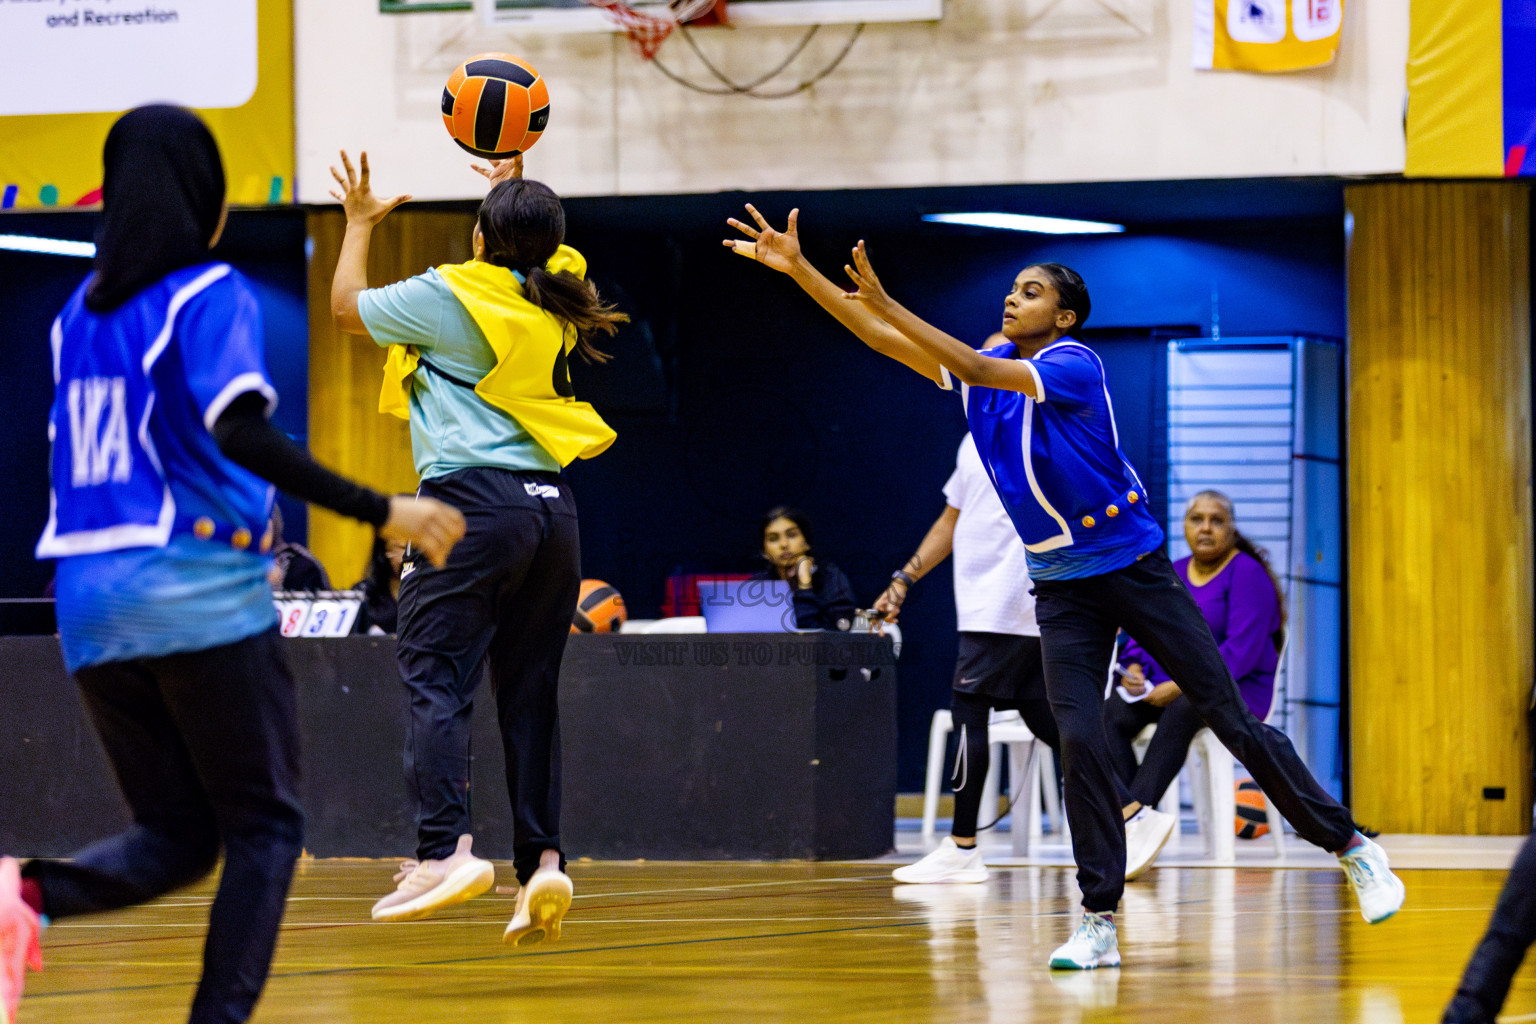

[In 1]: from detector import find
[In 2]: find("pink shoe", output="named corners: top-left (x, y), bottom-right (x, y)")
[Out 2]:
top-left (0, 858), bottom-right (42, 1024)
top-left (370, 835), bottom-right (495, 923)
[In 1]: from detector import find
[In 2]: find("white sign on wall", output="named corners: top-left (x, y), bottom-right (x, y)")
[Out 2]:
top-left (0, 0), bottom-right (257, 116)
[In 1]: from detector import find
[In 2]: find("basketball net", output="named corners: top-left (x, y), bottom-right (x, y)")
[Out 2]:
top-left (580, 0), bottom-right (721, 60)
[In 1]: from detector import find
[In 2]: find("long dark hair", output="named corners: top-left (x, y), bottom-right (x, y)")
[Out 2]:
top-left (1188, 489), bottom-right (1287, 646)
top-left (476, 178), bottom-right (627, 363)
top-left (760, 506), bottom-right (816, 577)
top-left (86, 105), bottom-right (226, 312)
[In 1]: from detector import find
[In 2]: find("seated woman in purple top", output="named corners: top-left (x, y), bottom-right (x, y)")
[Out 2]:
top-left (1103, 490), bottom-right (1284, 814)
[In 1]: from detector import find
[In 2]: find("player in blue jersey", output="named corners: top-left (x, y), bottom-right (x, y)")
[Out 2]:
top-left (0, 106), bottom-right (466, 1024)
top-left (725, 205), bottom-right (1404, 970)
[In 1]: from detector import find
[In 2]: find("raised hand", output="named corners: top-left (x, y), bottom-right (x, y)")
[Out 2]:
top-left (723, 204), bottom-right (805, 276)
top-left (329, 150), bottom-right (411, 227)
top-left (794, 554), bottom-right (816, 590)
top-left (471, 153), bottom-right (524, 187)
top-left (842, 239), bottom-right (895, 317)
top-left (380, 495), bottom-right (467, 569)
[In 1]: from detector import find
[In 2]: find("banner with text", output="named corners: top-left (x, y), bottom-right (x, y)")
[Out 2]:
top-left (0, 0), bottom-right (292, 209)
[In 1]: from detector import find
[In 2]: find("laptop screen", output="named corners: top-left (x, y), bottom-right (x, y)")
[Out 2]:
top-left (697, 579), bottom-right (797, 633)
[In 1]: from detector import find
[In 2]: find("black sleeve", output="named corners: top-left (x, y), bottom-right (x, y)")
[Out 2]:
top-left (792, 562), bottom-right (858, 631)
top-left (821, 564), bottom-right (859, 630)
top-left (213, 392), bottom-right (391, 528)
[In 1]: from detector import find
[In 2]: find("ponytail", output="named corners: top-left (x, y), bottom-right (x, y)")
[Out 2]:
top-left (476, 177), bottom-right (629, 363)
top-left (523, 264), bottom-right (626, 364)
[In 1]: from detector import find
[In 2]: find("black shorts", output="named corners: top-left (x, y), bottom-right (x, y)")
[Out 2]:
top-left (952, 631), bottom-right (1046, 704)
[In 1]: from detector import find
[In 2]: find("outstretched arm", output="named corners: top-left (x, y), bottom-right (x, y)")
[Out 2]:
top-left (843, 241), bottom-right (1040, 397)
top-left (724, 206), bottom-right (944, 385)
top-left (328, 150), bottom-right (412, 336)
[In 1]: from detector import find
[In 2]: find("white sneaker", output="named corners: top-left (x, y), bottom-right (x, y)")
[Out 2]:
top-left (1124, 807), bottom-right (1177, 881)
top-left (1049, 910), bottom-right (1121, 970)
top-left (1339, 835), bottom-right (1405, 924)
top-left (370, 834), bottom-right (495, 922)
top-left (892, 837), bottom-right (988, 884)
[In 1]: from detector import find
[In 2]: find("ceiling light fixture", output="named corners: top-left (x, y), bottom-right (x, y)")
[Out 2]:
top-left (922, 212), bottom-right (1125, 235)
top-left (0, 234), bottom-right (96, 257)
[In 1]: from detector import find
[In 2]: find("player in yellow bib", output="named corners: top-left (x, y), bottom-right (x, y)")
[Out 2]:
top-left (328, 151), bottom-right (625, 946)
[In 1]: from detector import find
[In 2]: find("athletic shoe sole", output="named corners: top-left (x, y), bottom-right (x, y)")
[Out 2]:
top-left (891, 866), bottom-right (989, 884)
top-left (371, 860), bottom-right (495, 922)
top-left (504, 872), bottom-right (574, 946)
top-left (1049, 950), bottom-right (1121, 970)
top-left (1361, 876), bottom-right (1406, 925)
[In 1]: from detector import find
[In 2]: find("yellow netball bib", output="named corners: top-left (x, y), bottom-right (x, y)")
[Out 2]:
top-left (378, 245), bottom-right (617, 467)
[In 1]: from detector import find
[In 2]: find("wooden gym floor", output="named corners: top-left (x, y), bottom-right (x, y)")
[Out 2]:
top-left (18, 855), bottom-right (1536, 1024)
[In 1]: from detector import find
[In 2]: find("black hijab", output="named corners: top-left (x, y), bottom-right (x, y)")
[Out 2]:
top-left (85, 105), bottom-right (226, 312)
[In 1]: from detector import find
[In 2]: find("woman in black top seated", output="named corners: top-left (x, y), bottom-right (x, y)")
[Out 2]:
top-left (750, 506), bottom-right (857, 631)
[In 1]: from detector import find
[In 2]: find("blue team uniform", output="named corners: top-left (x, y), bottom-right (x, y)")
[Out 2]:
top-left (939, 338), bottom-right (1164, 579)
top-left (36, 261), bottom-right (279, 672)
top-left (936, 335), bottom-right (1356, 919)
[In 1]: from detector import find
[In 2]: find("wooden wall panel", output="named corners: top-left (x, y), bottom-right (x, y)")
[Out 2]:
top-left (304, 208), bottom-right (476, 588)
top-left (1347, 182), bottom-right (1533, 834)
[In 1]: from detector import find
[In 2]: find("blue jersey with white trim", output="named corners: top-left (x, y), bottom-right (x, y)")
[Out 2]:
top-left (37, 262), bottom-right (276, 558)
top-left (37, 262), bottom-right (281, 672)
top-left (940, 339), bottom-right (1164, 580)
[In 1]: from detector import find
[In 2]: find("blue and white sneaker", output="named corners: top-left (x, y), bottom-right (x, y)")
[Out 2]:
top-left (1049, 910), bottom-right (1121, 970)
top-left (1340, 835), bottom-right (1405, 924)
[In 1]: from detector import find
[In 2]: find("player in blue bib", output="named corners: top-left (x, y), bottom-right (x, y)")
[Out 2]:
top-left (726, 205), bottom-right (1405, 970)
top-left (0, 107), bottom-right (465, 1024)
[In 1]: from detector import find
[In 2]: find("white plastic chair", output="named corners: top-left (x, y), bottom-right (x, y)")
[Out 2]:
top-left (919, 708), bottom-right (1064, 854)
top-left (1133, 723), bottom-right (1237, 863)
top-left (1130, 636), bottom-right (1289, 863)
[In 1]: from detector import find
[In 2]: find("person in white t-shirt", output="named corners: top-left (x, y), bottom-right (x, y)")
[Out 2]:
top-left (875, 431), bottom-right (1175, 884)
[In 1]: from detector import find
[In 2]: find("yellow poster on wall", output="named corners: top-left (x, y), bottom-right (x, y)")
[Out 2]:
top-left (0, 0), bottom-right (292, 210)
top-left (1194, 0), bottom-right (1345, 72)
